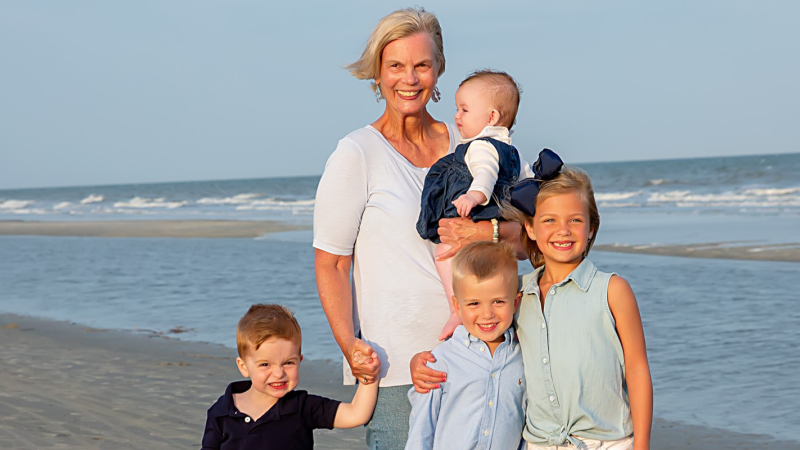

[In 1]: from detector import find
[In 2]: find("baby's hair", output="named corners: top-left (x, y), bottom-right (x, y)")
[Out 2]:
top-left (502, 166), bottom-right (600, 268)
top-left (452, 241), bottom-right (518, 294)
top-left (236, 304), bottom-right (302, 358)
top-left (459, 69), bottom-right (522, 129)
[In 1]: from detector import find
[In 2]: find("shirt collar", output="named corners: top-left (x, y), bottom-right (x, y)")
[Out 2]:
top-left (208, 380), bottom-right (300, 418)
top-left (459, 126), bottom-right (512, 145)
top-left (522, 259), bottom-right (597, 294)
top-left (452, 324), bottom-right (517, 350)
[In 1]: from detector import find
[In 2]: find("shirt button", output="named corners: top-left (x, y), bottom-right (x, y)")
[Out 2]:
top-left (245, 416), bottom-right (251, 423)
top-left (491, 373), bottom-right (496, 378)
top-left (464, 340), bottom-right (469, 346)
top-left (480, 347), bottom-right (485, 352)
top-left (541, 323), bottom-right (546, 329)
top-left (543, 358), bottom-right (548, 364)
top-left (488, 401), bottom-right (493, 406)
top-left (484, 430), bottom-right (489, 436)
top-left (549, 396), bottom-right (555, 402)
top-left (549, 289), bottom-right (555, 295)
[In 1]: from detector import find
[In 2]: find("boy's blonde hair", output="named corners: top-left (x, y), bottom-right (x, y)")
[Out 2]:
top-left (346, 7), bottom-right (446, 95)
top-left (236, 304), bottom-right (302, 358)
top-left (459, 69), bottom-right (522, 129)
top-left (502, 166), bottom-right (600, 268)
top-left (452, 241), bottom-right (518, 295)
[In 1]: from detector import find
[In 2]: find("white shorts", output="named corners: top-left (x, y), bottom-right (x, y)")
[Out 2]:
top-left (527, 436), bottom-right (634, 450)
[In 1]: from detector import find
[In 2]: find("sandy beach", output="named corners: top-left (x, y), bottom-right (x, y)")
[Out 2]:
top-left (594, 242), bottom-right (800, 263)
top-left (0, 220), bottom-right (306, 239)
top-left (1, 313), bottom-right (797, 450)
top-left (1, 220), bottom-right (798, 264)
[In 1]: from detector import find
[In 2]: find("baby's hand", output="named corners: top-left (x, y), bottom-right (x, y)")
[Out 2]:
top-left (452, 193), bottom-right (480, 218)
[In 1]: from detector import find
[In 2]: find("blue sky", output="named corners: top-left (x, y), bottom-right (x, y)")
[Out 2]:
top-left (1, 0), bottom-right (798, 189)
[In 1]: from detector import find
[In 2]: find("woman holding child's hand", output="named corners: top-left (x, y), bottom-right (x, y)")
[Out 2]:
top-left (314, 9), bottom-right (524, 449)
top-left (313, 8), bottom-right (454, 449)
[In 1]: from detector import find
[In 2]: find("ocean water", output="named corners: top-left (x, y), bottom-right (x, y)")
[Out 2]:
top-left (2, 153), bottom-right (799, 221)
top-left (1, 153), bottom-right (799, 441)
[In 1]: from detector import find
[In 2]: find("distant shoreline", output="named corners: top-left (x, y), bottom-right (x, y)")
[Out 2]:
top-left (1, 220), bottom-right (798, 263)
top-left (0, 220), bottom-right (307, 238)
top-left (594, 242), bottom-right (800, 263)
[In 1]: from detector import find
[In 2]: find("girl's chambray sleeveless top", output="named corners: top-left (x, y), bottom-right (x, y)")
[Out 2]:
top-left (516, 259), bottom-right (632, 447)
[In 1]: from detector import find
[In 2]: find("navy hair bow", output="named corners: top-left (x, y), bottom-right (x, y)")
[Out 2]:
top-left (509, 148), bottom-right (564, 216)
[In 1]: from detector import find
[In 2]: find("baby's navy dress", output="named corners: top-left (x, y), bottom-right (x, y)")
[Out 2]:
top-left (417, 137), bottom-right (521, 243)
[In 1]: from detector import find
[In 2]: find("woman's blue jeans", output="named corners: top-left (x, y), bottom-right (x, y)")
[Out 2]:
top-left (366, 385), bottom-right (412, 450)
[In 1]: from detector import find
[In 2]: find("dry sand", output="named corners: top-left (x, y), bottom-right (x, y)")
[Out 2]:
top-left (1, 314), bottom-right (797, 450)
top-left (0, 220), bottom-right (306, 238)
top-left (594, 241), bottom-right (800, 263)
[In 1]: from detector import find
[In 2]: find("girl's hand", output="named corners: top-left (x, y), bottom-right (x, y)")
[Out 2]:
top-left (436, 217), bottom-right (492, 260)
top-left (345, 338), bottom-right (380, 385)
top-left (410, 351), bottom-right (446, 393)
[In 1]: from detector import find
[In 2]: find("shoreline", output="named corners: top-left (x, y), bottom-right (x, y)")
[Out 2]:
top-left (1, 219), bottom-right (798, 263)
top-left (1, 313), bottom-right (797, 449)
top-left (594, 241), bottom-right (800, 263)
top-left (0, 220), bottom-right (307, 238)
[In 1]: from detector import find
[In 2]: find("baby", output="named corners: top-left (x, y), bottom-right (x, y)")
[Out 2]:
top-left (202, 304), bottom-right (380, 450)
top-left (416, 69), bottom-right (534, 340)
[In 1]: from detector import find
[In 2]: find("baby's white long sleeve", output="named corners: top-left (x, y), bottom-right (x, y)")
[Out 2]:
top-left (464, 140), bottom-right (500, 206)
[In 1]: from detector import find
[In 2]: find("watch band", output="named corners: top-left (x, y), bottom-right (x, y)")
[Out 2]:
top-left (491, 218), bottom-right (499, 243)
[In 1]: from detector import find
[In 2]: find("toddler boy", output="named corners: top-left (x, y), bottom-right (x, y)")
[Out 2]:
top-left (406, 242), bottom-right (526, 450)
top-left (202, 304), bottom-right (379, 450)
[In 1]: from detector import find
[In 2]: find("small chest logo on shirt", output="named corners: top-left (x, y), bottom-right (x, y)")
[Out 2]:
top-left (518, 378), bottom-right (522, 386)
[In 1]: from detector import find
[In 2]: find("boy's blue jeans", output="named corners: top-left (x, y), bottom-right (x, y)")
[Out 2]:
top-left (366, 385), bottom-right (412, 450)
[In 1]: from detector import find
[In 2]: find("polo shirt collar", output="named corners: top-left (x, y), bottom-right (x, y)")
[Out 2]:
top-left (522, 259), bottom-right (597, 294)
top-left (208, 380), bottom-right (300, 419)
top-left (453, 324), bottom-right (517, 350)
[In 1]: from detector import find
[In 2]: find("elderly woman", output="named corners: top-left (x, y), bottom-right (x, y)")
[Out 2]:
top-left (313, 7), bottom-right (520, 448)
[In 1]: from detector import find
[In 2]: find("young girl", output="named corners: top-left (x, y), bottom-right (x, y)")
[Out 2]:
top-left (411, 155), bottom-right (653, 450)
top-left (416, 69), bottom-right (535, 341)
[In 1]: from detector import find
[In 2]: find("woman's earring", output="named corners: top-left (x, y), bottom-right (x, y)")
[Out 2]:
top-left (432, 86), bottom-right (441, 103)
top-left (375, 84), bottom-right (382, 102)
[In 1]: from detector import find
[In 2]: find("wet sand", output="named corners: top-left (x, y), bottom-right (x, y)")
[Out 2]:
top-left (1, 314), bottom-right (797, 450)
top-left (594, 241), bottom-right (800, 263)
top-left (0, 220), bottom-right (306, 238)
top-left (2, 220), bottom-right (798, 264)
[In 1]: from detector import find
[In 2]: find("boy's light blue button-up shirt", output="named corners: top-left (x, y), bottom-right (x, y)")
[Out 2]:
top-left (405, 325), bottom-right (526, 450)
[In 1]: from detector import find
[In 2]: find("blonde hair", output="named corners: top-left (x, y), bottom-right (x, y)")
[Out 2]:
top-left (346, 7), bottom-right (446, 94)
top-left (502, 166), bottom-right (600, 268)
top-left (236, 304), bottom-right (302, 358)
top-left (460, 69), bottom-right (522, 129)
top-left (452, 241), bottom-right (518, 295)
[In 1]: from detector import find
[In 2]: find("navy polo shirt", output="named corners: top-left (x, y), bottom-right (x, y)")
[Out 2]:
top-left (202, 380), bottom-right (341, 450)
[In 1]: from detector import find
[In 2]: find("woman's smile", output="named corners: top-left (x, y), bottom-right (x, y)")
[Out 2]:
top-left (396, 90), bottom-right (421, 99)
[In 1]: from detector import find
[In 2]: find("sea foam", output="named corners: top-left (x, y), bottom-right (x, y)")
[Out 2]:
top-left (113, 197), bottom-right (188, 209)
top-left (80, 194), bottom-right (104, 204)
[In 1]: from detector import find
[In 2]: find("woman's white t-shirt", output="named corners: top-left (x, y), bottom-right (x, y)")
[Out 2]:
top-left (313, 124), bottom-right (460, 386)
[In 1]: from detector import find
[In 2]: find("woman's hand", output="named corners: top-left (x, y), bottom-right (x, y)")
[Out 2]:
top-left (437, 218), bottom-right (526, 260)
top-left (410, 351), bottom-right (447, 393)
top-left (436, 217), bottom-right (492, 260)
top-left (345, 337), bottom-right (381, 385)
